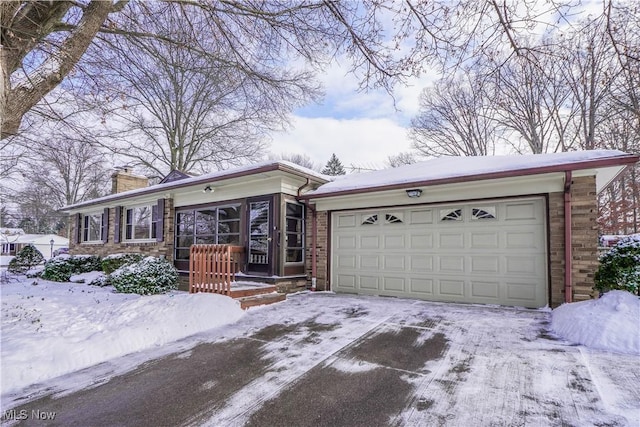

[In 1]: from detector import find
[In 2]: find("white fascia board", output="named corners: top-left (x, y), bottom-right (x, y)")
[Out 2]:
top-left (313, 172), bottom-right (567, 212)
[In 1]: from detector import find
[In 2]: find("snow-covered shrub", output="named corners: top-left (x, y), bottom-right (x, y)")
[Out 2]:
top-left (7, 245), bottom-right (45, 274)
top-left (110, 256), bottom-right (178, 295)
top-left (42, 255), bottom-right (102, 282)
top-left (26, 266), bottom-right (45, 278)
top-left (594, 235), bottom-right (640, 295)
top-left (88, 274), bottom-right (110, 287)
top-left (101, 253), bottom-right (145, 275)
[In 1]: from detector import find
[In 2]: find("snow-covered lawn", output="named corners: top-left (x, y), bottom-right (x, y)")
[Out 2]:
top-left (1, 274), bottom-right (639, 425)
top-left (1, 275), bottom-right (244, 396)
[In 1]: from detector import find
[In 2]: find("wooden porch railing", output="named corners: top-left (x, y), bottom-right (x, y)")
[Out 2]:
top-left (189, 245), bottom-right (244, 294)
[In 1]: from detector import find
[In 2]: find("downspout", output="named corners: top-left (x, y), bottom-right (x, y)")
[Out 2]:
top-left (311, 207), bottom-right (317, 291)
top-left (297, 179), bottom-right (317, 291)
top-left (564, 171), bottom-right (573, 303)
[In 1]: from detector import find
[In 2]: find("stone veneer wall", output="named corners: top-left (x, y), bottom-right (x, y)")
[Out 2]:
top-left (546, 176), bottom-right (599, 307)
top-left (305, 210), bottom-right (329, 290)
top-left (69, 199), bottom-right (175, 261)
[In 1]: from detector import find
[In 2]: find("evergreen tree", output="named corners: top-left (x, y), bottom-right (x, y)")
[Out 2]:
top-left (8, 245), bottom-right (45, 274)
top-left (321, 153), bottom-right (346, 176)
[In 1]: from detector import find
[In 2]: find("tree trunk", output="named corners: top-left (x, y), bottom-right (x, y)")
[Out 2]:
top-left (1, 1), bottom-right (115, 139)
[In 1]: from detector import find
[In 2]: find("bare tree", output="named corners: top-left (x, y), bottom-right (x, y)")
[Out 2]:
top-left (486, 49), bottom-right (570, 154)
top-left (83, 3), bottom-right (319, 178)
top-left (387, 152), bottom-right (417, 168)
top-left (268, 153), bottom-right (319, 171)
top-left (410, 69), bottom-right (501, 157)
top-left (2, 0), bottom-right (593, 141)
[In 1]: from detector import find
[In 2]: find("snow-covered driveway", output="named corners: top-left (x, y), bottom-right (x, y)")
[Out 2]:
top-left (4, 292), bottom-right (639, 426)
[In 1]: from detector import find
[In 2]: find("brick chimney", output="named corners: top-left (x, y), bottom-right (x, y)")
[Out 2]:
top-left (111, 168), bottom-right (149, 194)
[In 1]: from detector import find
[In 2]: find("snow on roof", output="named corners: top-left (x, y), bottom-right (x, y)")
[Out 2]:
top-left (306, 150), bottom-right (637, 198)
top-left (63, 160), bottom-right (331, 211)
top-left (0, 228), bottom-right (25, 236)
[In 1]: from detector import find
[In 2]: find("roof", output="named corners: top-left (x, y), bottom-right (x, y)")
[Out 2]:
top-left (62, 160), bottom-right (331, 211)
top-left (301, 150), bottom-right (639, 199)
top-left (0, 233), bottom-right (68, 245)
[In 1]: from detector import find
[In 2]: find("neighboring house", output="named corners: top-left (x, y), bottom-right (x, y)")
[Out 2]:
top-left (0, 228), bottom-right (69, 263)
top-left (62, 150), bottom-right (639, 308)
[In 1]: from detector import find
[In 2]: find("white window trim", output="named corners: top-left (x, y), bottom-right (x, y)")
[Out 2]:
top-left (124, 204), bottom-right (157, 242)
top-left (82, 211), bottom-right (103, 243)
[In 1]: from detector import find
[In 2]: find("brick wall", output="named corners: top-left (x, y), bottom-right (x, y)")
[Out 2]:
top-left (548, 192), bottom-right (565, 307)
top-left (111, 170), bottom-right (149, 194)
top-left (305, 209), bottom-right (329, 290)
top-left (548, 175), bottom-right (599, 307)
top-left (569, 176), bottom-right (599, 302)
top-left (69, 198), bottom-right (175, 261)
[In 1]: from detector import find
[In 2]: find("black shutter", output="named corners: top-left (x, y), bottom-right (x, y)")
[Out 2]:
top-left (75, 213), bottom-right (82, 244)
top-left (156, 199), bottom-right (165, 242)
top-left (102, 208), bottom-right (109, 243)
top-left (114, 206), bottom-right (121, 243)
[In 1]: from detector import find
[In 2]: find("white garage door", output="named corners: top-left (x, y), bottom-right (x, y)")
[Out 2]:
top-left (331, 197), bottom-right (548, 308)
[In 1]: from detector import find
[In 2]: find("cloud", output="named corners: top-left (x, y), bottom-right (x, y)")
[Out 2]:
top-left (268, 116), bottom-right (412, 170)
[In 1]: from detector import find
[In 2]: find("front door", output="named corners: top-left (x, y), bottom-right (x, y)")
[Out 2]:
top-left (247, 198), bottom-right (273, 274)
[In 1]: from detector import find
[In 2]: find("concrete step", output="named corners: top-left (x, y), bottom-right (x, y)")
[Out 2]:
top-left (236, 292), bottom-right (286, 310)
top-left (228, 283), bottom-right (278, 299)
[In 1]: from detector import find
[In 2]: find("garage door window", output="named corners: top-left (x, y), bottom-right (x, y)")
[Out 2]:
top-left (440, 208), bottom-right (463, 221)
top-left (362, 214), bottom-right (378, 225)
top-left (385, 214), bottom-right (403, 224)
top-left (471, 207), bottom-right (497, 220)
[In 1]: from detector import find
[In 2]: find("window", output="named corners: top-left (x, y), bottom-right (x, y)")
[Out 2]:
top-left (82, 212), bottom-right (103, 242)
top-left (385, 214), bottom-right (403, 224)
top-left (471, 207), bottom-right (497, 220)
top-left (174, 205), bottom-right (241, 263)
top-left (249, 201), bottom-right (270, 264)
top-left (440, 208), bottom-right (463, 221)
top-left (125, 205), bottom-right (157, 240)
top-left (362, 214), bottom-right (378, 225)
top-left (285, 202), bottom-right (304, 263)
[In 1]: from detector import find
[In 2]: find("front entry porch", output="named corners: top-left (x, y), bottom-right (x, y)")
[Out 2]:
top-left (188, 244), bottom-right (287, 309)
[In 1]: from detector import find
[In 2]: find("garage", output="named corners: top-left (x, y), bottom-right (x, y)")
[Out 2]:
top-left (331, 197), bottom-right (548, 308)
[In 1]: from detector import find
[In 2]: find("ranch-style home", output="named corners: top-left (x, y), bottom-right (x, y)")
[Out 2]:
top-left (62, 150), bottom-right (638, 308)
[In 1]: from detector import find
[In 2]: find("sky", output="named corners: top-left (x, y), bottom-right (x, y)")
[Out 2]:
top-left (268, 62), bottom-right (437, 171)
top-left (266, 0), bottom-right (604, 171)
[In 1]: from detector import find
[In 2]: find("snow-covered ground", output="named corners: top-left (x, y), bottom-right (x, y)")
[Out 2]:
top-left (552, 290), bottom-right (639, 355)
top-left (1, 274), bottom-right (244, 396)
top-left (1, 274), bottom-right (639, 425)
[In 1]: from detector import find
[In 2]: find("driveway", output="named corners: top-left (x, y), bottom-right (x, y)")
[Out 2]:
top-left (3, 293), bottom-right (639, 426)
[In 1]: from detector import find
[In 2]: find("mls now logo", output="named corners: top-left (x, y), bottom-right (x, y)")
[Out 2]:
top-left (3, 409), bottom-right (56, 421)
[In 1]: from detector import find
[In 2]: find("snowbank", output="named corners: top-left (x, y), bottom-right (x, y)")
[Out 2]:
top-left (1, 278), bottom-right (245, 395)
top-left (551, 291), bottom-right (640, 355)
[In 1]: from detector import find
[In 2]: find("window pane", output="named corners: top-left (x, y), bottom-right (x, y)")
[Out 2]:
top-left (286, 249), bottom-right (303, 263)
top-left (176, 212), bottom-right (194, 235)
top-left (176, 236), bottom-right (194, 247)
top-left (133, 206), bottom-right (152, 239)
top-left (286, 203), bottom-right (303, 217)
top-left (286, 218), bottom-right (303, 233)
top-left (218, 234), bottom-right (240, 245)
top-left (218, 219), bottom-right (240, 235)
top-left (286, 233), bottom-right (302, 248)
top-left (195, 235), bottom-right (216, 244)
top-left (219, 205), bottom-right (241, 221)
top-left (175, 249), bottom-right (190, 260)
top-left (88, 215), bottom-right (101, 241)
top-left (250, 201), bottom-right (269, 236)
top-left (195, 210), bottom-right (217, 235)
